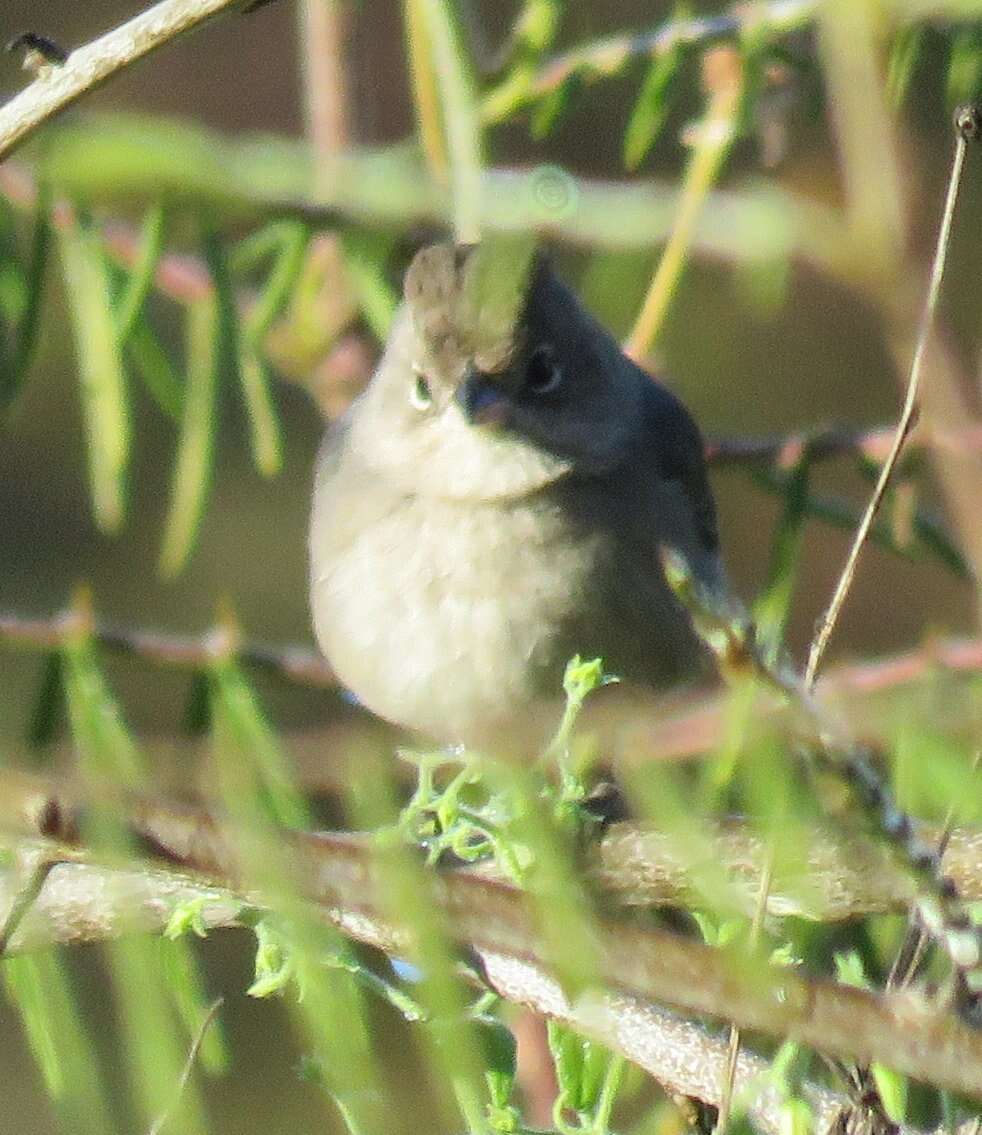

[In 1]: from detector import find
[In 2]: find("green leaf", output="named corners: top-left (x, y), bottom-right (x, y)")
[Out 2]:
top-left (530, 76), bottom-right (576, 138)
top-left (871, 1063), bottom-right (908, 1124)
top-left (26, 651), bottom-right (64, 752)
top-left (58, 214), bottom-right (130, 533)
top-left (159, 936), bottom-right (229, 1074)
top-left (947, 28), bottom-right (982, 107)
top-left (0, 186), bottom-right (50, 411)
top-left (158, 294), bottom-right (220, 578)
top-left (126, 316), bottom-right (184, 421)
top-left (228, 225), bottom-right (292, 479)
top-left (886, 24), bottom-right (925, 108)
top-left (413, 0), bottom-right (483, 242)
top-left (243, 221), bottom-right (309, 343)
top-left (237, 345), bottom-right (282, 477)
top-left (113, 201), bottom-right (166, 346)
top-left (624, 48), bottom-right (683, 170)
top-left (209, 659), bottom-right (311, 830)
top-left (341, 229), bottom-right (399, 341)
top-left (3, 953), bottom-right (115, 1134)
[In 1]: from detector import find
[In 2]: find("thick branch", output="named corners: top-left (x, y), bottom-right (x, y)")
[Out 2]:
top-left (0, 843), bottom-right (841, 1135)
top-left (2, 775), bottom-right (982, 1102)
top-left (0, 0), bottom-right (250, 163)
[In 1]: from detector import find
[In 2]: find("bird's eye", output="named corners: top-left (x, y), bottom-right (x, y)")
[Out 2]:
top-left (410, 372), bottom-right (433, 411)
top-left (525, 345), bottom-right (562, 394)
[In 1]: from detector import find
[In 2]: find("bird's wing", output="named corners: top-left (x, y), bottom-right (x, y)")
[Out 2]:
top-left (634, 370), bottom-right (720, 562)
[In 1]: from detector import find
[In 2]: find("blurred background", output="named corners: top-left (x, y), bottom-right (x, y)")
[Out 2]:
top-left (0, 1), bottom-right (981, 1132)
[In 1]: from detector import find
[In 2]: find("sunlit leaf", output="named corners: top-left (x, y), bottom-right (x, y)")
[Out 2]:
top-left (158, 295), bottom-right (220, 578)
top-left (208, 656), bottom-right (310, 830)
top-left (113, 201), bottom-right (166, 346)
top-left (624, 48), bottom-right (683, 170)
top-left (410, 0), bottom-right (483, 242)
top-left (531, 75), bottom-right (576, 138)
top-left (947, 27), bottom-right (982, 107)
top-left (60, 617), bottom-right (210, 1131)
top-left (237, 345), bottom-right (282, 478)
top-left (159, 937), bottom-right (229, 1075)
top-left (886, 24), bottom-right (925, 108)
top-left (58, 214), bottom-right (131, 533)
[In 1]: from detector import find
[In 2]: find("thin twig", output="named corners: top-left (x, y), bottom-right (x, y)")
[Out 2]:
top-left (804, 112), bottom-right (974, 689)
top-left (0, 610), bottom-right (336, 687)
top-left (4, 609), bottom-right (982, 717)
top-left (0, 0), bottom-right (253, 163)
top-left (299, 0), bottom-right (353, 162)
top-left (146, 998), bottom-right (224, 1135)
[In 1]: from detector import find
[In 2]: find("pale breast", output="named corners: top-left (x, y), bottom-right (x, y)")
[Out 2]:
top-left (310, 474), bottom-right (602, 746)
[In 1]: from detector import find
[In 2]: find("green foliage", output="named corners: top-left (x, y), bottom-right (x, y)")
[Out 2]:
top-left (2, 3), bottom-right (982, 1134)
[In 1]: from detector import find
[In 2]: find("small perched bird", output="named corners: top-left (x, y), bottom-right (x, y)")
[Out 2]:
top-left (310, 241), bottom-right (728, 754)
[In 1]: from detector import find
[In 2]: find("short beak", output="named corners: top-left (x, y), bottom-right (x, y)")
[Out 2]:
top-left (456, 370), bottom-right (509, 427)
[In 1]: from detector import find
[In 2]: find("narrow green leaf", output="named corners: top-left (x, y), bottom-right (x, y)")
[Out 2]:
top-left (947, 28), bottom-right (982, 107)
top-left (182, 671), bottom-right (212, 736)
top-left (244, 221), bottom-right (309, 343)
top-left (58, 214), bottom-right (130, 533)
top-left (62, 629), bottom-right (143, 794)
top-left (159, 937), bottom-right (229, 1074)
top-left (886, 24), bottom-right (925, 108)
top-left (26, 652), bottom-right (64, 752)
top-left (113, 201), bottom-right (166, 346)
top-left (126, 316), bottom-right (184, 421)
top-left (530, 76), bottom-right (576, 138)
top-left (235, 224), bottom-right (309, 477)
top-left (4, 952), bottom-right (116, 1135)
top-left (512, 0), bottom-right (562, 55)
top-left (158, 296), bottom-right (220, 578)
top-left (1, 186), bottom-right (50, 411)
top-left (624, 48), bottom-right (683, 170)
top-left (229, 220), bottom-right (298, 275)
top-left (415, 0), bottom-right (484, 242)
top-left (340, 229), bottom-right (399, 342)
top-left (237, 345), bottom-right (282, 477)
top-left (202, 229), bottom-right (284, 479)
top-left (209, 658), bottom-right (310, 830)
top-left (60, 622), bottom-right (210, 1132)
top-left (209, 678), bottom-right (389, 1134)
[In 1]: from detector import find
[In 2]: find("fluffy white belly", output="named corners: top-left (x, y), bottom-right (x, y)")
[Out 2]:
top-left (311, 489), bottom-right (600, 746)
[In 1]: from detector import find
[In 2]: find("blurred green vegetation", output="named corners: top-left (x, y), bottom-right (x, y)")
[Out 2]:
top-left (1, 1), bottom-right (982, 1133)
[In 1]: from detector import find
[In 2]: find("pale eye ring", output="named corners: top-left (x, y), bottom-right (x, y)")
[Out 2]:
top-left (410, 371), bottom-right (433, 411)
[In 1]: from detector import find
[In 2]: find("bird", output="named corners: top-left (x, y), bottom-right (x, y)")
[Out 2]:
top-left (309, 241), bottom-right (728, 756)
